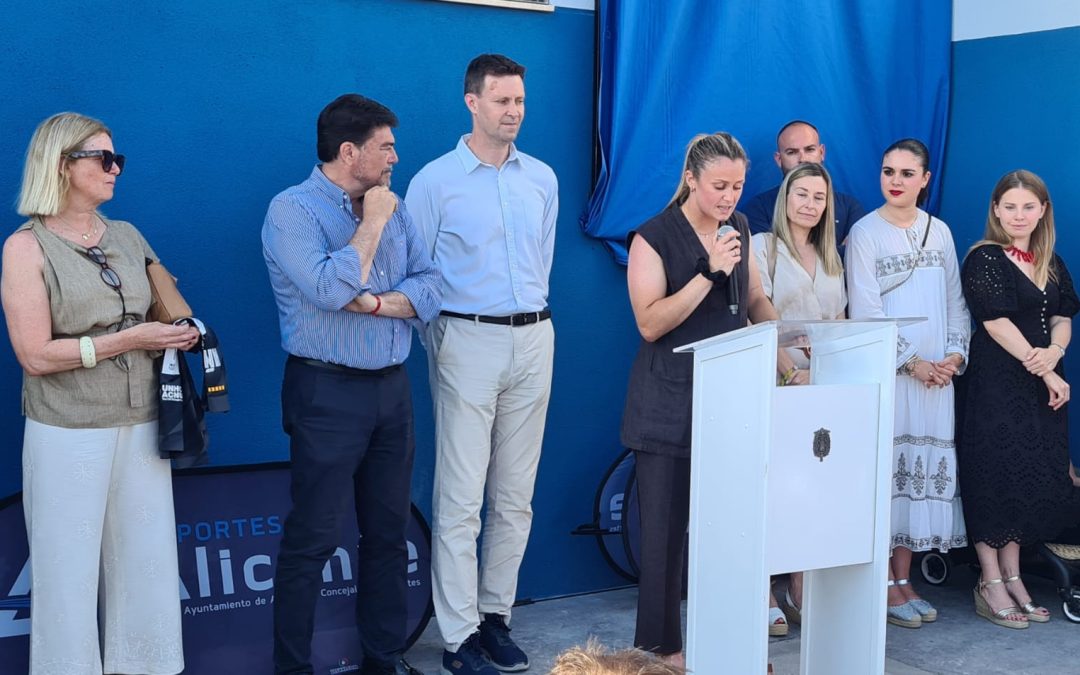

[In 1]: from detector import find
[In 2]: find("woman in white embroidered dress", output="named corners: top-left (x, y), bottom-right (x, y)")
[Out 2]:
top-left (752, 162), bottom-right (846, 636)
top-left (845, 139), bottom-right (970, 629)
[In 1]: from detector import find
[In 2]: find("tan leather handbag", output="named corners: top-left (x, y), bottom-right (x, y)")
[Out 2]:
top-left (146, 259), bottom-right (193, 323)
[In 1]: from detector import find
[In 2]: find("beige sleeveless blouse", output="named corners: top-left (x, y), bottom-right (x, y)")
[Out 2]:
top-left (19, 217), bottom-right (160, 428)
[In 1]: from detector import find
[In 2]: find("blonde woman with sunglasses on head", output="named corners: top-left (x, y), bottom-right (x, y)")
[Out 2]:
top-left (1, 112), bottom-right (198, 675)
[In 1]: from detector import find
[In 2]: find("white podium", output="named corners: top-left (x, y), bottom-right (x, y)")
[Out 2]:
top-left (675, 319), bottom-right (919, 675)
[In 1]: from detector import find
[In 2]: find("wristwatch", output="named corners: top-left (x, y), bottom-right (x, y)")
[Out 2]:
top-left (695, 257), bottom-right (729, 284)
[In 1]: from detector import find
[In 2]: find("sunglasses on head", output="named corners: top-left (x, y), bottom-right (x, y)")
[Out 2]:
top-left (85, 246), bottom-right (127, 332)
top-left (65, 149), bottom-right (125, 175)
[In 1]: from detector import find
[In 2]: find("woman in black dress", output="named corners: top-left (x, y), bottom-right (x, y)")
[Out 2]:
top-left (621, 133), bottom-right (787, 665)
top-left (959, 170), bottom-right (1080, 629)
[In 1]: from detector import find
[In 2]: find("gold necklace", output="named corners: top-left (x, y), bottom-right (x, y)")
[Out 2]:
top-left (55, 213), bottom-right (98, 241)
top-left (682, 202), bottom-right (718, 239)
top-left (691, 222), bottom-right (719, 239)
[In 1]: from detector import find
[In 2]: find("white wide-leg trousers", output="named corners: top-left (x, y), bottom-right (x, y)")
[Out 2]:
top-left (22, 419), bottom-right (184, 675)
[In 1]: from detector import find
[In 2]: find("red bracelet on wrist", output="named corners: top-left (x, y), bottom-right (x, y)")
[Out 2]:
top-left (370, 294), bottom-right (382, 315)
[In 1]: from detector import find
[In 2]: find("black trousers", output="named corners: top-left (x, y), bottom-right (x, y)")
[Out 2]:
top-left (273, 358), bottom-right (415, 674)
top-left (633, 450), bottom-right (691, 656)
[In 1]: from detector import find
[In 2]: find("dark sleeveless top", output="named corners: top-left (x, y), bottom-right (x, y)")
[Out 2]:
top-left (621, 206), bottom-right (751, 457)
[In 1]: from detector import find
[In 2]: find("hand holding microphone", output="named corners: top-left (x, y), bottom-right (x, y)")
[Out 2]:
top-left (708, 224), bottom-right (741, 275)
top-left (710, 223), bottom-right (741, 315)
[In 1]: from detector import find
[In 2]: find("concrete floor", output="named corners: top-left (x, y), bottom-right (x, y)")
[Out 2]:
top-left (403, 563), bottom-right (1078, 674)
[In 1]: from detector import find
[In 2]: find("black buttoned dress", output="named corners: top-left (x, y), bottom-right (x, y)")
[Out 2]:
top-left (957, 245), bottom-right (1080, 547)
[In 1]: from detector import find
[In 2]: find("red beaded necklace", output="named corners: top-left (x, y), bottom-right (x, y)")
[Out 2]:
top-left (1005, 245), bottom-right (1035, 264)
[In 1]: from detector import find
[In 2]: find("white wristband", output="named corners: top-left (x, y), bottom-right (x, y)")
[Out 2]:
top-left (1052, 343), bottom-right (1066, 358)
top-left (79, 336), bottom-right (97, 369)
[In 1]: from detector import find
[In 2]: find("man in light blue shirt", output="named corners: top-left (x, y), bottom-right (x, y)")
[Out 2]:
top-left (405, 54), bottom-right (557, 675)
top-left (263, 93), bottom-right (438, 675)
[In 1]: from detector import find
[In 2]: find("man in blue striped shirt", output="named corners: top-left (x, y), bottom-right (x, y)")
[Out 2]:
top-left (262, 94), bottom-right (439, 675)
top-left (406, 54), bottom-right (557, 675)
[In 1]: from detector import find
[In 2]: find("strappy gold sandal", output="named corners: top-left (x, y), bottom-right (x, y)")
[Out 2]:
top-left (1005, 575), bottom-right (1050, 623)
top-left (974, 578), bottom-right (1029, 629)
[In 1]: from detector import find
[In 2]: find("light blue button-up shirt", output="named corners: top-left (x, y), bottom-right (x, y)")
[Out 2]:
top-left (262, 166), bottom-right (441, 369)
top-left (405, 135), bottom-right (558, 315)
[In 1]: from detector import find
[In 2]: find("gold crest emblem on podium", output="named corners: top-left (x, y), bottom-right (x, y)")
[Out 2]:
top-left (813, 428), bottom-right (831, 462)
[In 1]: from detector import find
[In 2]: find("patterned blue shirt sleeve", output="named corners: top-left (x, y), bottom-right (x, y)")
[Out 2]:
top-left (393, 201), bottom-right (442, 323)
top-left (262, 194), bottom-right (367, 311)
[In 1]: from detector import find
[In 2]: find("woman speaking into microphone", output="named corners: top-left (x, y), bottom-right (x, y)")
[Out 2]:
top-left (620, 132), bottom-right (788, 666)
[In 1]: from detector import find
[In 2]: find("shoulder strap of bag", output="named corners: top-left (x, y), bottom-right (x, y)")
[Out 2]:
top-left (766, 233), bottom-right (778, 301)
top-left (768, 233), bottom-right (778, 284)
top-left (881, 213), bottom-right (933, 298)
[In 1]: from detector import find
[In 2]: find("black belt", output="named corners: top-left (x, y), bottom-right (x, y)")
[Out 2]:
top-left (440, 309), bottom-right (551, 327)
top-left (288, 355), bottom-right (402, 377)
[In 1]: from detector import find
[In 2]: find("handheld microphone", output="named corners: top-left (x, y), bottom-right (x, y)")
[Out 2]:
top-left (717, 224), bottom-right (739, 315)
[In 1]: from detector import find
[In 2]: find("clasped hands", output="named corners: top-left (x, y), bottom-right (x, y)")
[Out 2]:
top-left (1022, 345), bottom-right (1061, 377)
top-left (909, 354), bottom-right (963, 388)
top-left (1021, 347), bottom-right (1069, 410)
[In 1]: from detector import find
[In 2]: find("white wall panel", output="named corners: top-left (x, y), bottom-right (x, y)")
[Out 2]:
top-left (954, 0), bottom-right (1080, 41)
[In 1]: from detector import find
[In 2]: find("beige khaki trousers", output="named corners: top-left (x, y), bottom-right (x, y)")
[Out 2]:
top-left (426, 315), bottom-right (554, 652)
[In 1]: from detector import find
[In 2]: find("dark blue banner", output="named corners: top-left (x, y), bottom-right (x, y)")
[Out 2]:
top-left (0, 463), bottom-right (433, 675)
top-left (572, 448), bottom-right (639, 581)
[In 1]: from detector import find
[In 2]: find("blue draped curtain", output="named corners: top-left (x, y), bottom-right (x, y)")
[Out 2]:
top-left (581, 1), bottom-right (952, 263)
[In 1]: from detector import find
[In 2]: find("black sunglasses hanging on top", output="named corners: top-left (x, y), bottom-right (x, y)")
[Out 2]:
top-left (84, 245), bottom-right (128, 332)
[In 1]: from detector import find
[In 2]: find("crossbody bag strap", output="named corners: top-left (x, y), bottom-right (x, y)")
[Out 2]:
top-left (767, 233), bottom-right (778, 301)
top-left (881, 213), bottom-right (932, 298)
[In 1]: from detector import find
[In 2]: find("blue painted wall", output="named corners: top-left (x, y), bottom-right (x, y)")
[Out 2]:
top-left (939, 26), bottom-right (1079, 252)
top-left (938, 27), bottom-right (1080, 408)
top-left (0, 0), bottom-right (633, 599)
